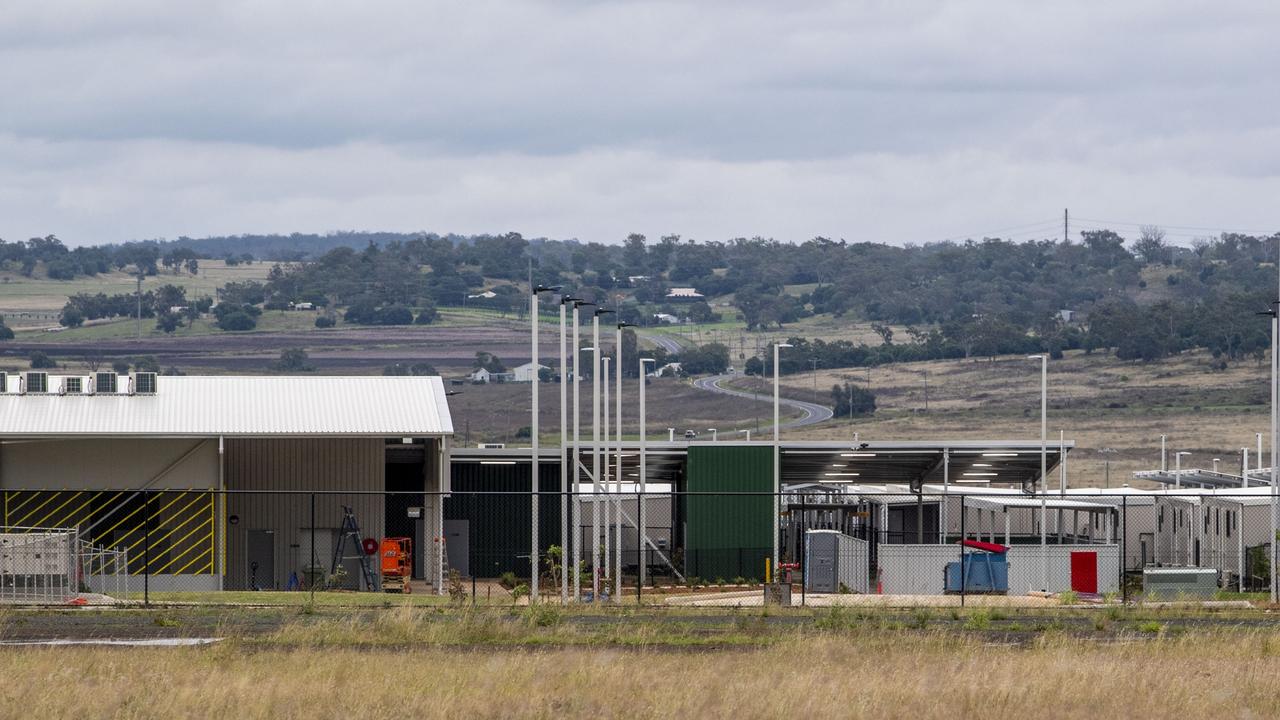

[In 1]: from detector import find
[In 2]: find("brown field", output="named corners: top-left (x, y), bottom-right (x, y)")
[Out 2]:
top-left (3, 625), bottom-right (1278, 719)
top-left (448, 376), bottom-right (796, 445)
top-left (769, 348), bottom-right (1269, 487)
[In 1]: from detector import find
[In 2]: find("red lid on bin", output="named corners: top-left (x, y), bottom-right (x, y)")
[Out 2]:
top-left (960, 539), bottom-right (1008, 553)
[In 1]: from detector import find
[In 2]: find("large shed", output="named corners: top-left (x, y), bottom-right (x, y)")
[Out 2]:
top-left (0, 372), bottom-right (453, 592)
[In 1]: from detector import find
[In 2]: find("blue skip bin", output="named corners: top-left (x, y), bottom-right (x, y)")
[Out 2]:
top-left (944, 540), bottom-right (1009, 594)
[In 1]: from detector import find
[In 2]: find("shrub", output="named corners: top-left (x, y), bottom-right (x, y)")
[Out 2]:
top-left (29, 351), bottom-right (57, 369)
top-left (217, 311), bottom-right (256, 331)
top-left (498, 571), bottom-right (519, 590)
top-left (0, 324), bottom-right (13, 340)
top-left (59, 306), bottom-right (85, 328)
top-left (314, 315), bottom-right (335, 328)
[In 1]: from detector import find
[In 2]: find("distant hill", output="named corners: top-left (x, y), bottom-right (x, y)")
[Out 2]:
top-left (149, 231), bottom-right (568, 261)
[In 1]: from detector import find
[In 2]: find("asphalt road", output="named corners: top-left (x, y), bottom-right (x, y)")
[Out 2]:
top-left (640, 331), bottom-right (683, 354)
top-left (691, 374), bottom-right (834, 430)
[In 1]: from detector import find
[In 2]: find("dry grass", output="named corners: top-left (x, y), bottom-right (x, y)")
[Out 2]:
top-left (775, 348), bottom-right (1269, 487)
top-left (3, 628), bottom-right (1279, 718)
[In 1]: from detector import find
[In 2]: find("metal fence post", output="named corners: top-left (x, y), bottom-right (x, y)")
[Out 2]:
top-left (959, 495), bottom-right (965, 608)
top-left (143, 489), bottom-right (150, 607)
top-left (310, 492), bottom-right (316, 602)
top-left (637, 489), bottom-right (643, 605)
top-left (1121, 495), bottom-right (1128, 605)
top-left (800, 491), bottom-right (807, 606)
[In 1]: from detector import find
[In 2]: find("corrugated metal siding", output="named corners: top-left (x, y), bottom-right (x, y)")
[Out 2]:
top-left (0, 376), bottom-right (454, 437)
top-left (0, 438), bottom-right (217, 490)
top-left (685, 445), bottom-right (774, 581)
top-left (225, 438), bottom-right (385, 590)
top-left (446, 461), bottom-right (562, 578)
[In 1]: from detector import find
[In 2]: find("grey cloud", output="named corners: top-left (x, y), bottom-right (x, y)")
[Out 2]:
top-left (0, 0), bottom-right (1278, 244)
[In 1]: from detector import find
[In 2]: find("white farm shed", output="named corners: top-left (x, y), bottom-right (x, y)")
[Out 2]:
top-left (0, 372), bottom-right (454, 593)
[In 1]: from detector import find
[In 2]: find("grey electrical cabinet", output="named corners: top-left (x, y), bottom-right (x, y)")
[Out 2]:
top-left (1142, 567), bottom-right (1218, 599)
top-left (805, 530), bottom-right (869, 594)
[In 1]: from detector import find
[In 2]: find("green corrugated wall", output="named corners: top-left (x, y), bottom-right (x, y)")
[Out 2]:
top-left (685, 445), bottom-right (773, 581)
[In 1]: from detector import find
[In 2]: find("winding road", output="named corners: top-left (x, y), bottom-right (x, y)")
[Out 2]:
top-left (691, 374), bottom-right (834, 430)
top-left (640, 331), bottom-right (684, 354)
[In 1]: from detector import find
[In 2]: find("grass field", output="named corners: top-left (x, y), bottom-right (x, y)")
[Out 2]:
top-left (0, 260), bottom-right (272, 328)
top-left (3, 605), bottom-right (1279, 718)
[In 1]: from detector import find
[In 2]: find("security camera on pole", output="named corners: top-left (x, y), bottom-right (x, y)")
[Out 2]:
top-left (528, 284), bottom-right (559, 603)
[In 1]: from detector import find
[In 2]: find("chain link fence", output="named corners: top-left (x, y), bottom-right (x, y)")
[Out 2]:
top-left (0, 488), bottom-right (1275, 606)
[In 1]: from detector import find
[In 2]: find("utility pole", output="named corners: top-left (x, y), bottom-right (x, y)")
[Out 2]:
top-left (1064, 208), bottom-right (1069, 243)
top-left (811, 357), bottom-right (819, 406)
top-left (135, 273), bottom-right (143, 340)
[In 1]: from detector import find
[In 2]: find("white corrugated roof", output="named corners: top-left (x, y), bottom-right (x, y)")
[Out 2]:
top-left (0, 376), bottom-right (454, 437)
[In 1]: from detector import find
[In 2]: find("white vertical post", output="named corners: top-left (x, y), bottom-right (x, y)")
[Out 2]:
top-left (591, 314), bottom-right (602, 600)
top-left (1239, 502), bottom-right (1246, 593)
top-left (773, 342), bottom-right (793, 574)
top-left (614, 322), bottom-right (624, 600)
top-left (530, 290), bottom-right (540, 602)
top-left (1257, 433), bottom-right (1264, 473)
top-left (1272, 312), bottom-right (1278, 602)
top-left (571, 304), bottom-right (583, 601)
top-left (558, 299), bottom-right (569, 603)
top-left (1028, 354), bottom-right (1048, 590)
top-left (1161, 435), bottom-right (1167, 472)
top-left (602, 355), bottom-right (611, 591)
top-left (1059, 430), bottom-right (1066, 495)
top-left (639, 356), bottom-right (655, 591)
top-left (940, 448), bottom-right (949, 543)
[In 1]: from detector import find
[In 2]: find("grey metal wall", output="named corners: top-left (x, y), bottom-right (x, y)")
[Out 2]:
top-left (224, 437), bottom-right (385, 590)
top-left (0, 438), bottom-right (217, 490)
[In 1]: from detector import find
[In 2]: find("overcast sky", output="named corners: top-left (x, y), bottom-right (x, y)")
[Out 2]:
top-left (3, 1), bottom-right (1279, 247)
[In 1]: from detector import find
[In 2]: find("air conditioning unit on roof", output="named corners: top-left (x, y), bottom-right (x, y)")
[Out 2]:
top-left (93, 371), bottom-right (118, 394)
top-left (23, 372), bottom-right (48, 394)
top-left (131, 372), bottom-right (158, 395)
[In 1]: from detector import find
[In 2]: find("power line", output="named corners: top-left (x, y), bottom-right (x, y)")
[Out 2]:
top-left (1073, 216), bottom-right (1277, 236)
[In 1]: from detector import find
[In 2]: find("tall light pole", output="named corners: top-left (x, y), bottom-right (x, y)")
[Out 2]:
top-left (580, 344), bottom-right (598, 599)
top-left (571, 301), bottom-right (591, 601)
top-left (1175, 451), bottom-right (1190, 489)
top-left (601, 355), bottom-right (612, 592)
top-left (557, 295), bottom-right (579, 603)
top-left (638, 356), bottom-right (655, 592)
top-left (591, 307), bottom-right (614, 600)
top-left (528, 284), bottom-right (559, 603)
top-left (1027, 354), bottom-right (1047, 590)
top-left (615, 321), bottom-right (632, 601)
top-left (773, 342), bottom-right (793, 575)
top-left (1272, 303), bottom-right (1279, 602)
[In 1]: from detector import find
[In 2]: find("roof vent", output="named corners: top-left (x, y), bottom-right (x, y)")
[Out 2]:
top-left (23, 372), bottom-right (48, 394)
top-left (93, 372), bottom-right (118, 395)
top-left (132, 372), bottom-right (157, 395)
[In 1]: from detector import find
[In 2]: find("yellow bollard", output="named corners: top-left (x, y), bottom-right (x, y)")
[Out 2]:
top-left (765, 558), bottom-right (771, 584)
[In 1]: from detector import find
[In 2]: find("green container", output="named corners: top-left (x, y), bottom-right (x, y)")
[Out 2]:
top-left (684, 445), bottom-right (774, 581)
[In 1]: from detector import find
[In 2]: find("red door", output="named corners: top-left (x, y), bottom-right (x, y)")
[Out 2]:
top-left (1070, 551), bottom-right (1097, 594)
